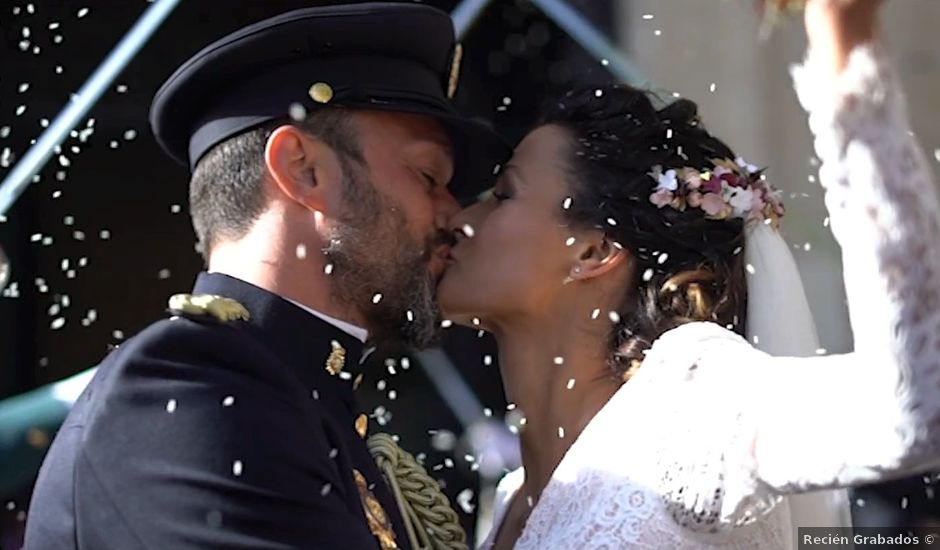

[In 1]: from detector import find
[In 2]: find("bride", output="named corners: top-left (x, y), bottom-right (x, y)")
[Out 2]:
top-left (437, 0), bottom-right (940, 547)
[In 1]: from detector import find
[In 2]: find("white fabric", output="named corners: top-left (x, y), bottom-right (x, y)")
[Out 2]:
top-left (284, 297), bottom-right (369, 343)
top-left (479, 44), bottom-right (940, 549)
top-left (744, 222), bottom-right (854, 545)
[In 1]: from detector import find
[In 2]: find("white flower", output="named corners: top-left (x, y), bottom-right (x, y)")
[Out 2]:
top-left (735, 156), bottom-right (759, 174)
top-left (655, 168), bottom-right (678, 191)
top-left (728, 187), bottom-right (755, 217)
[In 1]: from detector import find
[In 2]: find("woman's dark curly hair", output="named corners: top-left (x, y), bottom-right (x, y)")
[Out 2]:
top-left (539, 84), bottom-right (750, 381)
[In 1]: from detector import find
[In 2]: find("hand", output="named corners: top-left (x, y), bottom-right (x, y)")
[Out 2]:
top-left (804, 0), bottom-right (884, 74)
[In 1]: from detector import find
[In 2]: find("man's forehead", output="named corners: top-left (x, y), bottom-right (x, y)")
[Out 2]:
top-left (354, 110), bottom-right (453, 156)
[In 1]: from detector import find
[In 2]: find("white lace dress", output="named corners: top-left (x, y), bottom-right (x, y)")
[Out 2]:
top-left (479, 44), bottom-right (940, 550)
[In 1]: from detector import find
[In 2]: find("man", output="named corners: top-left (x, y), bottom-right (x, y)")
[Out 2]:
top-left (24, 3), bottom-right (508, 549)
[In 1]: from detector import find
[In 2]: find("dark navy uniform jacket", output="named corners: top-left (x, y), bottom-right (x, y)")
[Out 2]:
top-left (25, 272), bottom-right (409, 549)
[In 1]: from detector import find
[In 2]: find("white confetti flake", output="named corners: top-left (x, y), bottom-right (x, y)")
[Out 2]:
top-left (1, 148), bottom-right (13, 168)
top-left (158, 269), bottom-right (171, 279)
top-left (900, 496), bottom-right (909, 509)
top-left (553, 356), bottom-right (564, 366)
top-left (400, 357), bottom-right (410, 369)
top-left (17, 83), bottom-right (29, 93)
top-left (77, 7), bottom-right (89, 18)
top-left (608, 311), bottom-right (621, 323)
top-left (166, 399), bottom-right (177, 413)
top-left (113, 329), bottom-right (124, 340)
top-left (815, 348), bottom-right (827, 355)
top-left (483, 407), bottom-right (493, 417)
top-left (406, 309), bottom-right (414, 322)
top-left (501, 96), bottom-right (512, 106)
top-left (15, 105), bottom-right (27, 116)
top-left (803, 242), bottom-right (812, 251)
top-left (657, 252), bottom-right (669, 264)
top-left (567, 378), bottom-right (576, 389)
top-left (709, 83), bottom-right (717, 93)
top-left (471, 317), bottom-right (481, 326)
top-left (441, 319), bottom-right (453, 328)
top-left (594, 89), bottom-right (603, 98)
top-left (457, 488), bottom-right (475, 513)
top-left (50, 317), bottom-right (66, 330)
top-left (5, 501), bottom-right (14, 511)
top-left (53, 35), bottom-right (63, 44)
top-left (320, 483), bottom-right (332, 496)
top-left (562, 197), bottom-right (572, 210)
top-left (170, 204), bottom-right (181, 214)
top-left (558, 426), bottom-right (565, 438)
top-left (123, 129), bottom-right (137, 141)
top-left (746, 264), bottom-right (756, 275)
top-left (483, 354), bottom-right (493, 366)
top-left (601, 59), bottom-right (609, 66)
top-left (642, 13), bottom-right (654, 20)
top-left (565, 237), bottom-right (576, 246)
top-left (311, 389), bottom-right (319, 400)
top-left (289, 102), bottom-right (307, 121)
top-left (324, 263), bottom-right (334, 275)
top-left (606, 217), bottom-right (617, 226)
top-left (372, 293), bottom-right (382, 304)
top-left (116, 84), bottom-right (128, 94)
top-left (642, 268), bottom-right (654, 282)
top-left (58, 155), bottom-right (70, 167)
top-left (232, 460), bottom-right (243, 476)
top-left (100, 229), bottom-right (110, 240)
top-left (0, 126), bottom-right (10, 138)
top-left (591, 308), bottom-right (600, 319)
top-left (109, 140), bottom-right (119, 149)
top-left (295, 244), bottom-right (307, 259)
top-left (506, 403), bottom-right (516, 411)
top-left (388, 390), bottom-right (397, 400)
top-left (49, 22), bottom-right (60, 30)
top-left (55, 65), bottom-right (63, 74)
top-left (462, 224), bottom-right (475, 238)
top-left (654, 29), bottom-right (662, 36)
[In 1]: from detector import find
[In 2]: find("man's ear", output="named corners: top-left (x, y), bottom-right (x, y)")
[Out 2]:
top-left (567, 233), bottom-right (629, 283)
top-left (264, 124), bottom-right (344, 214)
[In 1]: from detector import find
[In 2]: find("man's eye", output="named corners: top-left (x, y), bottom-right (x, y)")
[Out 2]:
top-left (422, 172), bottom-right (437, 188)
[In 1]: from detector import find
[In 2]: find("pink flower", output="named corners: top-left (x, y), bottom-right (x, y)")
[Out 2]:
top-left (701, 176), bottom-right (721, 194)
top-left (650, 190), bottom-right (674, 208)
top-left (700, 193), bottom-right (729, 218)
top-left (680, 168), bottom-right (702, 190)
top-left (687, 191), bottom-right (703, 207)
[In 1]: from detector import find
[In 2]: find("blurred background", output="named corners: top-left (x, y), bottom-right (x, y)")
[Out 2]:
top-left (1, 0), bottom-right (938, 548)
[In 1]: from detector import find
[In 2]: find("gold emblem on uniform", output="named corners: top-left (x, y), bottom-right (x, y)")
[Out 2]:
top-left (308, 82), bottom-right (334, 104)
top-left (355, 413), bottom-right (368, 439)
top-left (353, 469), bottom-right (398, 550)
top-left (325, 340), bottom-right (346, 375)
top-left (167, 294), bottom-right (250, 323)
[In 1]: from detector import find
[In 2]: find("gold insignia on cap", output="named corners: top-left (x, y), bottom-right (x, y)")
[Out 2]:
top-left (353, 469), bottom-right (398, 549)
top-left (447, 43), bottom-right (463, 99)
top-left (355, 414), bottom-right (368, 439)
top-left (167, 294), bottom-right (250, 323)
top-left (308, 82), bottom-right (334, 104)
top-left (325, 340), bottom-right (346, 376)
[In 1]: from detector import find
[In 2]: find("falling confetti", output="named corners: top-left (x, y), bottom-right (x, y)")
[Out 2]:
top-left (372, 293), bottom-right (382, 304)
top-left (222, 395), bottom-right (235, 407)
top-left (566, 378), bottom-right (576, 389)
top-left (456, 489), bottom-right (475, 513)
top-left (320, 483), bottom-right (332, 496)
top-left (591, 308), bottom-right (600, 319)
top-left (166, 399), bottom-right (177, 413)
top-left (232, 460), bottom-right (243, 476)
top-left (295, 244), bottom-right (307, 259)
top-left (565, 237), bottom-right (576, 246)
top-left (462, 224), bottom-right (475, 238)
top-left (553, 356), bottom-right (564, 365)
top-left (77, 7), bottom-right (89, 18)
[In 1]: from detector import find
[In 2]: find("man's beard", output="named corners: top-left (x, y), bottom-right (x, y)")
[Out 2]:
top-left (324, 161), bottom-right (446, 349)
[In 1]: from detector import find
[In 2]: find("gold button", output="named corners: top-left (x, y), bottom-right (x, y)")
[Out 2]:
top-left (355, 414), bottom-right (368, 439)
top-left (308, 82), bottom-right (333, 104)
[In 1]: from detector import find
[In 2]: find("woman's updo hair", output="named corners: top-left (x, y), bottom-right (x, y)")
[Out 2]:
top-left (539, 84), bottom-right (749, 381)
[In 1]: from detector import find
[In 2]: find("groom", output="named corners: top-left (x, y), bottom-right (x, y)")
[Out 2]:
top-left (24, 3), bottom-right (508, 549)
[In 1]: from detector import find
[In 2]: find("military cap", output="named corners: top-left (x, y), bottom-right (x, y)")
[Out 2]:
top-left (149, 2), bottom-right (510, 200)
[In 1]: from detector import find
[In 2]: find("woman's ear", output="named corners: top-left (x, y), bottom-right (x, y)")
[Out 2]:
top-left (264, 125), bottom-right (344, 214)
top-left (567, 234), bottom-right (629, 283)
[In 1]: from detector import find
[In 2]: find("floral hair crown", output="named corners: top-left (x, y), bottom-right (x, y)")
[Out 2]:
top-left (647, 157), bottom-right (785, 227)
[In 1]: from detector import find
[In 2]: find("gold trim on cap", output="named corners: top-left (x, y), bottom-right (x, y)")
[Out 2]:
top-left (447, 43), bottom-right (463, 99)
top-left (355, 414), bottom-right (368, 439)
top-left (309, 82), bottom-right (334, 104)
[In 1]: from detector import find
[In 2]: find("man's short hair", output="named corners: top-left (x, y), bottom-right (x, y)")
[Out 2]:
top-left (188, 108), bottom-right (363, 260)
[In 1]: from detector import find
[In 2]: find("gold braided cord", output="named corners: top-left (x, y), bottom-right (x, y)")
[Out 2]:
top-left (367, 433), bottom-right (468, 550)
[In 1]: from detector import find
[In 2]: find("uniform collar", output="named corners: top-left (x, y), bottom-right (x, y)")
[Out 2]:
top-left (282, 297), bottom-right (369, 343)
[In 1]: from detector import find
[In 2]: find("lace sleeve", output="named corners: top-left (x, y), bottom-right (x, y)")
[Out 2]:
top-left (659, 43), bottom-right (940, 533)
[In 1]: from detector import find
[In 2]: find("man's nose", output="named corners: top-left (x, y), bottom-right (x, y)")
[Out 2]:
top-left (434, 187), bottom-right (461, 229)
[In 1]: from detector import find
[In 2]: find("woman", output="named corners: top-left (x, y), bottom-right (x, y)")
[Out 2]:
top-left (438, 0), bottom-right (940, 548)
